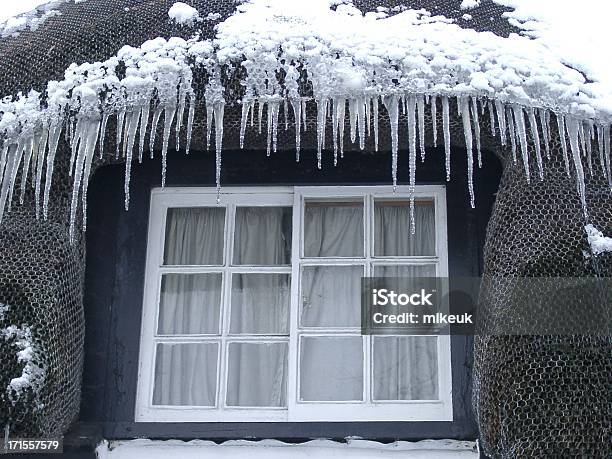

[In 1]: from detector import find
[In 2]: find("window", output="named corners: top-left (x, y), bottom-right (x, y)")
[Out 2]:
top-left (136, 186), bottom-right (451, 422)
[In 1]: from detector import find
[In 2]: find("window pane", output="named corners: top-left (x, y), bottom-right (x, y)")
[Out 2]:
top-left (153, 342), bottom-right (218, 406)
top-left (373, 336), bottom-right (438, 400)
top-left (158, 273), bottom-right (222, 335)
top-left (230, 273), bottom-right (290, 334)
top-left (300, 336), bottom-right (363, 401)
top-left (372, 264), bottom-right (436, 278)
top-left (226, 343), bottom-right (288, 407)
top-left (304, 202), bottom-right (364, 257)
top-left (374, 200), bottom-right (435, 256)
top-left (301, 265), bottom-right (363, 328)
top-left (164, 207), bottom-right (225, 265)
top-left (233, 207), bottom-right (292, 265)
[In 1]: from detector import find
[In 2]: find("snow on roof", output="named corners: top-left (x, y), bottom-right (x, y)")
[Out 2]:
top-left (0, 0), bottom-right (67, 38)
top-left (168, 2), bottom-right (200, 26)
top-left (0, 0), bottom-right (610, 237)
top-left (585, 225), bottom-right (612, 255)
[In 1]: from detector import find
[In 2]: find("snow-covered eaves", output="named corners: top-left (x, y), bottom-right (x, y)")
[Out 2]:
top-left (95, 438), bottom-right (478, 459)
top-left (0, 0), bottom-right (610, 238)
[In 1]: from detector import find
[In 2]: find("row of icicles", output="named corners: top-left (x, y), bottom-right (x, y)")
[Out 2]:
top-left (0, 92), bottom-right (610, 241)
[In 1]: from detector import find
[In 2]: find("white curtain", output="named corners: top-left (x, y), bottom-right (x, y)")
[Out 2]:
top-left (230, 273), bottom-right (290, 334)
top-left (153, 343), bottom-right (218, 406)
top-left (375, 202), bottom-right (435, 256)
top-left (304, 203), bottom-right (363, 257)
top-left (158, 273), bottom-right (222, 335)
top-left (373, 336), bottom-right (439, 400)
top-left (226, 343), bottom-right (288, 407)
top-left (164, 207), bottom-right (225, 265)
top-left (233, 207), bottom-right (291, 265)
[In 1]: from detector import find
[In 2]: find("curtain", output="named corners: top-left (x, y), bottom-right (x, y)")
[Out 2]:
top-left (164, 207), bottom-right (225, 265)
top-left (233, 207), bottom-right (292, 265)
top-left (373, 336), bottom-right (439, 400)
top-left (226, 343), bottom-right (288, 407)
top-left (299, 336), bottom-right (363, 401)
top-left (374, 201), bottom-right (435, 256)
top-left (304, 203), bottom-right (363, 257)
top-left (153, 343), bottom-right (218, 406)
top-left (230, 273), bottom-right (290, 334)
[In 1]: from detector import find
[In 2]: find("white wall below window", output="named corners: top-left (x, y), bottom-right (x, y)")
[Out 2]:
top-left (96, 438), bottom-right (477, 458)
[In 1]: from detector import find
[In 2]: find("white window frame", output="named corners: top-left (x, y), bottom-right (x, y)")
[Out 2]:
top-left (135, 185), bottom-right (452, 423)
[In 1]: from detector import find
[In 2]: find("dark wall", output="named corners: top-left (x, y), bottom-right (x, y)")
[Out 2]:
top-left (74, 145), bottom-right (501, 449)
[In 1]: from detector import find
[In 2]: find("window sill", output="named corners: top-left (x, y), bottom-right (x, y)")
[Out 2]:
top-left (96, 438), bottom-right (477, 458)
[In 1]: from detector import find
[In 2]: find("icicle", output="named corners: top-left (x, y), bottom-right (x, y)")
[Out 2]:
top-left (603, 124), bottom-right (611, 189)
top-left (539, 108), bottom-right (551, 159)
top-left (249, 100), bottom-right (255, 127)
top-left (301, 99), bottom-right (307, 131)
top-left (290, 98), bottom-right (301, 161)
top-left (337, 98), bottom-right (346, 159)
top-left (266, 100), bottom-right (273, 157)
top-left (257, 99), bottom-right (264, 135)
top-left (43, 122), bottom-right (62, 220)
top-left (266, 99), bottom-right (280, 156)
top-left (372, 96), bottom-right (379, 152)
top-left (566, 117), bottom-right (588, 219)
top-left (527, 107), bottom-right (543, 180)
top-left (459, 97), bottom-right (475, 208)
top-left (185, 93), bottom-right (195, 156)
top-left (365, 97), bottom-right (371, 138)
top-left (161, 106), bottom-right (176, 187)
top-left (69, 117), bottom-right (85, 176)
top-left (406, 95), bottom-right (418, 234)
top-left (487, 100), bottom-right (496, 137)
top-left (99, 113), bottom-right (109, 159)
top-left (417, 95), bottom-right (425, 162)
top-left (382, 95), bottom-right (399, 190)
top-left (506, 106), bottom-right (517, 165)
top-left (431, 95), bottom-right (438, 148)
top-left (494, 100), bottom-right (507, 146)
top-left (556, 113), bottom-right (571, 177)
top-left (123, 109), bottom-right (141, 210)
top-left (149, 107), bottom-right (163, 159)
top-left (316, 98), bottom-right (328, 169)
top-left (357, 97), bottom-right (366, 150)
top-left (69, 118), bottom-right (100, 240)
top-left (284, 98), bottom-right (289, 131)
top-left (442, 96), bottom-right (451, 181)
top-left (81, 120), bottom-right (101, 232)
top-left (596, 124), bottom-right (606, 177)
top-left (34, 126), bottom-right (49, 218)
top-left (585, 121), bottom-right (594, 176)
top-left (331, 98), bottom-right (339, 165)
top-left (18, 137), bottom-right (35, 205)
top-left (0, 143), bottom-right (23, 220)
top-left (470, 97), bottom-right (482, 168)
top-left (116, 109), bottom-right (126, 159)
top-left (213, 102), bottom-right (225, 201)
top-left (512, 106), bottom-right (530, 183)
top-left (348, 98), bottom-right (358, 144)
top-left (579, 121), bottom-right (592, 175)
top-left (176, 83), bottom-right (188, 152)
top-left (239, 100), bottom-right (250, 150)
top-left (206, 103), bottom-right (214, 151)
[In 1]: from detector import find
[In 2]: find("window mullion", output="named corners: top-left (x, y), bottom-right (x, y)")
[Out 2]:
top-left (364, 192), bottom-right (372, 404)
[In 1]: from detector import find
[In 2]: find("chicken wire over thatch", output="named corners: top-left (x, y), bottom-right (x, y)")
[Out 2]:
top-left (0, 0), bottom-right (610, 457)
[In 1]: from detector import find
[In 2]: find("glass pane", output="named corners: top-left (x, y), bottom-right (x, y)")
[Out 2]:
top-left (226, 343), bottom-right (288, 407)
top-left (374, 200), bottom-right (435, 256)
top-left (373, 336), bottom-right (439, 400)
top-left (158, 273), bottom-right (222, 335)
top-left (153, 342), bottom-right (218, 406)
top-left (230, 273), bottom-right (290, 334)
top-left (304, 202), bottom-right (364, 257)
top-left (164, 207), bottom-right (225, 265)
top-left (300, 336), bottom-right (363, 401)
top-left (233, 207), bottom-right (292, 265)
top-left (301, 265), bottom-right (363, 328)
top-left (373, 264), bottom-right (436, 278)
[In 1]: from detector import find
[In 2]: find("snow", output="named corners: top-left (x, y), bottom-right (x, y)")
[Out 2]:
top-left (0, 0), bottom-right (611, 237)
top-left (585, 224), bottom-right (612, 255)
top-left (0, 0), bottom-right (69, 37)
top-left (96, 439), bottom-right (477, 459)
top-left (168, 2), bottom-right (200, 25)
top-left (460, 0), bottom-right (481, 10)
